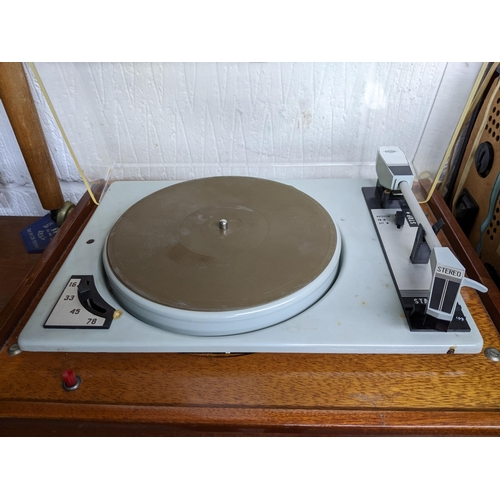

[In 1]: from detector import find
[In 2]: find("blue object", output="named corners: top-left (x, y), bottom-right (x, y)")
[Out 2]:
top-left (20, 213), bottom-right (59, 253)
top-left (476, 171), bottom-right (500, 255)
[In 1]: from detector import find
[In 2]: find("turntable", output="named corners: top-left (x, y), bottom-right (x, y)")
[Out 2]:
top-left (18, 148), bottom-right (487, 354)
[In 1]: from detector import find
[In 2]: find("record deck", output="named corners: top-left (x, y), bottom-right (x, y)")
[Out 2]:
top-left (17, 148), bottom-right (488, 354)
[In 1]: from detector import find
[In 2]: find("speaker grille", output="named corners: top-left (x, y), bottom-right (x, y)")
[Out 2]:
top-left (485, 97), bottom-right (500, 142)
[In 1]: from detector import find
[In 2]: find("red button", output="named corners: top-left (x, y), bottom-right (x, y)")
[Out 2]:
top-left (62, 369), bottom-right (78, 388)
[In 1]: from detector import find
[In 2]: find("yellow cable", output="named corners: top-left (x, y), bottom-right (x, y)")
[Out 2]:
top-left (441, 63), bottom-right (500, 194)
top-left (27, 62), bottom-right (99, 206)
top-left (439, 62), bottom-right (491, 193)
top-left (419, 62), bottom-right (491, 204)
top-left (451, 75), bottom-right (500, 213)
top-left (29, 61), bottom-right (493, 210)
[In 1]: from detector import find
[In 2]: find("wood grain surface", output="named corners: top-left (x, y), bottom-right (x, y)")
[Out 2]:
top-left (1, 289), bottom-right (499, 435)
top-left (1, 188), bottom-right (500, 436)
top-left (427, 181), bottom-right (500, 332)
top-left (0, 185), bottom-right (100, 349)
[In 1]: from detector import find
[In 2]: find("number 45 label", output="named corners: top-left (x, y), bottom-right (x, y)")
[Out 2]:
top-left (44, 277), bottom-right (109, 329)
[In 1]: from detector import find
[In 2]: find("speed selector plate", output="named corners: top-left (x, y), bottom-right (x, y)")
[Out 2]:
top-left (44, 275), bottom-right (115, 329)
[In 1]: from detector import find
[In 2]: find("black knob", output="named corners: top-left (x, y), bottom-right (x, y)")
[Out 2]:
top-left (474, 142), bottom-right (494, 178)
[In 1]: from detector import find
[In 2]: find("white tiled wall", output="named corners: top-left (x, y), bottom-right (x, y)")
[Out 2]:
top-left (0, 62), bottom-right (481, 215)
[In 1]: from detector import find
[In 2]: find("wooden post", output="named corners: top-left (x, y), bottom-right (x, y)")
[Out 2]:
top-left (0, 62), bottom-right (64, 211)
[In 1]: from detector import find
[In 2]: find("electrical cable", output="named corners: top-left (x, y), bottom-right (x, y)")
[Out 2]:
top-left (440, 63), bottom-right (499, 203)
top-left (451, 75), bottom-right (500, 214)
top-left (26, 61), bottom-right (496, 211)
top-left (419, 63), bottom-right (490, 205)
top-left (27, 62), bottom-right (99, 206)
top-left (441, 64), bottom-right (496, 203)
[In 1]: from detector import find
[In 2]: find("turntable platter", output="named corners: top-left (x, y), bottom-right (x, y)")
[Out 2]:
top-left (103, 177), bottom-right (341, 335)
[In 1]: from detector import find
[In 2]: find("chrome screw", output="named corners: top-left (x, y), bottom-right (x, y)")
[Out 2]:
top-left (484, 347), bottom-right (500, 362)
top-left (7, 343), bottom-right (22, 356)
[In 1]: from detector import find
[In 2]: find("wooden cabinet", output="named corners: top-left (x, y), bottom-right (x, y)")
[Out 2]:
top-left (1, 189), bottom-right (500, 436)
